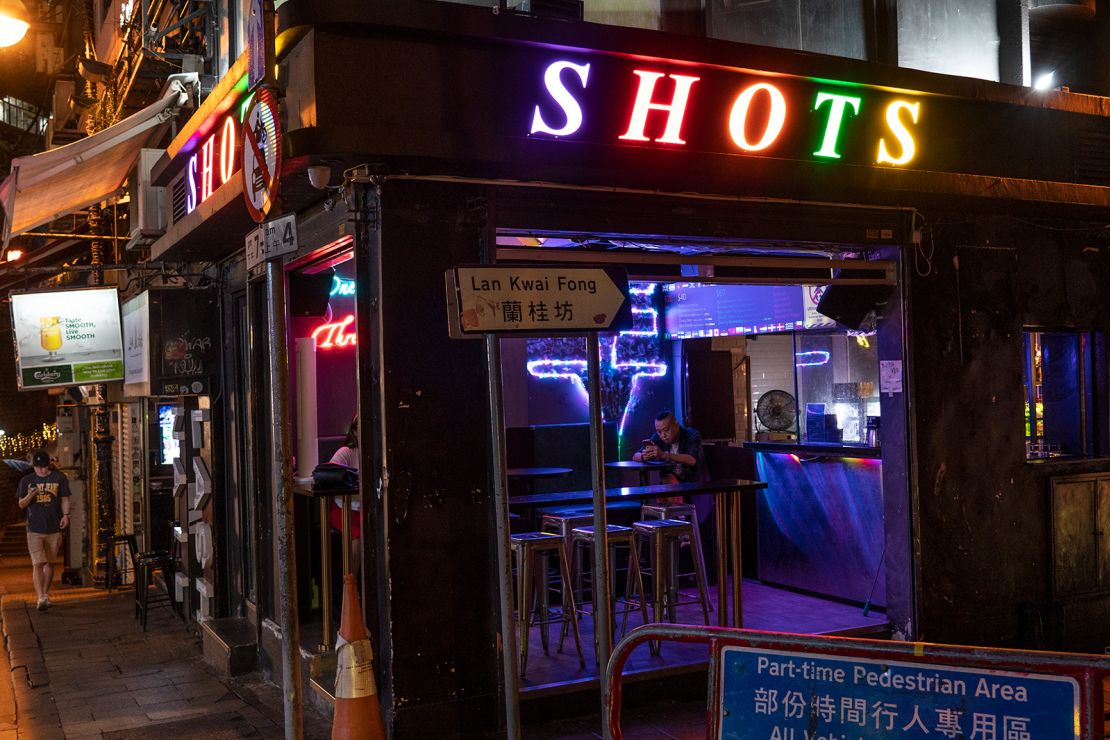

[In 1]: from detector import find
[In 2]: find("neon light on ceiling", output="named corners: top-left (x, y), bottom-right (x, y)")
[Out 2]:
top-left (526, 283), bottom-right (667, 452)
top-left (795, 350), bottom-right (831, 367)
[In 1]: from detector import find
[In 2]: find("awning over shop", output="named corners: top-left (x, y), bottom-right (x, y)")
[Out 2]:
top-left (0, 72), bottom-right (198, 245)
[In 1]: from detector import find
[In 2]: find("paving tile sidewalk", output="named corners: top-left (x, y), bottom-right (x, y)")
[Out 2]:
top-left (0, 556), bottom-right (331, 739)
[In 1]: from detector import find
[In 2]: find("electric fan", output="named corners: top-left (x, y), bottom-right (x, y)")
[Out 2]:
top-left (755, 389), bottom-right (797, 433)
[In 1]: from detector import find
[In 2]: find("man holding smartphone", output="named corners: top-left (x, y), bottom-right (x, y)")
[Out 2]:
top-left (16, 450), bottom-right (70, 611)
top-left (633, 410), bottom-right (703, 484)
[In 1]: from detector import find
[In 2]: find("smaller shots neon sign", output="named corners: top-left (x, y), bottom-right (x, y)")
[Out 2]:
top-left (185, 75), bottom-right (252, 215)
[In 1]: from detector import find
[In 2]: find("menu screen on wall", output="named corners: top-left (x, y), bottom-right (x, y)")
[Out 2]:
top-left (664, 283), bottom-right (805, 339)
top-left (10, 287), bottom-right (125, 389)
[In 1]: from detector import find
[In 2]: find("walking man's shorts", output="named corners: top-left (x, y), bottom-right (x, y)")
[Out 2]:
top-left (27, 532), bottom-right (62, 565)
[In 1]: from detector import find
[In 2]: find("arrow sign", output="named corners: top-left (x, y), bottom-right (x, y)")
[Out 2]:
top-left (447, 265), bottom-right (632, 336)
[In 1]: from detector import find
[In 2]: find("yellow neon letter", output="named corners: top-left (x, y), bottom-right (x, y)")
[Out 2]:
top-left (876, 100), bottom-right (920, 165)
top-left (728, 83), bottom-right (786, 152)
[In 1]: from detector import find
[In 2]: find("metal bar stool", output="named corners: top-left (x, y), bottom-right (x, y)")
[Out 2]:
top-left (540, 509), bottom-right (594, 568)
top-left (510, 532), bottom-right (585, 678)
top-left (134, 552), bottom-right (175, 631)
top-left (640, 502), bottom-right (711, 611)
top-left (632, 519), bottom-right (711, 632)
top-left (105, 533), bottom-right (139, 592)
top-left (568, 524), bottom-right (649, 660)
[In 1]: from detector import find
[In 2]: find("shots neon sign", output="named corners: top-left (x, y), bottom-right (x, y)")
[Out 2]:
top-left (185, 76), bottom-right (252, 215)
top-left (529, 59), bottom-right (923, 167)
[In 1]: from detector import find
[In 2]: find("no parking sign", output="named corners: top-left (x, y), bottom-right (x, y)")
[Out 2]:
top-left (241, 87), bottom-right (281, 223)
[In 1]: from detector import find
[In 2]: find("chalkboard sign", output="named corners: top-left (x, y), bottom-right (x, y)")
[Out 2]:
top-left (122, 288), bottom-right (219, 398)
top-left (157, 290), bottom-right (218, 396)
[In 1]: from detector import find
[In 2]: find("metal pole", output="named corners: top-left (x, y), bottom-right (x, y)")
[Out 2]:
top-left (265, 260), bottom-right (304, 739)
top-left (586, 334), bottom-right (613, 679)
top-left (485, 335), bottom-right (521, 740)
top-left (319, 498), bottom-right (332, 652)
top-left (88, 203), bottom-right (115, 587)
top-left (715, 502), bottom-right (728, 627)
top-left (341, 496), bottom-right (351, 576)
top-left (729, 493), bottom-right (743, 628)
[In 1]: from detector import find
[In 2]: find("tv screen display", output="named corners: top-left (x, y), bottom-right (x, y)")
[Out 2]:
top-left (157, 404), bottom-right (180, 466)
top-left (663, 283), bottom-right (805, 339)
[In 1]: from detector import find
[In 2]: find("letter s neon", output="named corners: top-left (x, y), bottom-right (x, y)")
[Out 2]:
top-left (876, 100), bottom-right (920, 165)
top-left (531, 61), bottom-right (591, 137)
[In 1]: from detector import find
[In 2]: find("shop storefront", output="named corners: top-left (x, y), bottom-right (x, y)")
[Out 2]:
top-left (136, 2), bottom-right (1110, 735)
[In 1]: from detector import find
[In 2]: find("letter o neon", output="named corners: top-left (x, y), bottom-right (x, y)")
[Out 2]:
top-left (219, 116), bottom-right (236, 184)
top-left (728, 83), bottom-right (786, 152)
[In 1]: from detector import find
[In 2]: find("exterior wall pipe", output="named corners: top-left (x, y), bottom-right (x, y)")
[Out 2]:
top-left (266, 259), bottom-right (304, 739)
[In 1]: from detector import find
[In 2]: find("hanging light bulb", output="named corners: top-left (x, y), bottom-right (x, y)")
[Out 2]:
top-left (0, 0), bottom-right (29, 48)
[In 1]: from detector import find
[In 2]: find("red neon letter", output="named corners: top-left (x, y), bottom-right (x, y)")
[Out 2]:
top-left (219, 116), bottom-right (236, 184)
top-left (619, 70), bottom-right (699, 145)
top-left (200, 135), bottom-right (216, 202)
top-left (311, 314), bottom-right (357, 349)
top-left (727, 82), bottom-right (786, 152)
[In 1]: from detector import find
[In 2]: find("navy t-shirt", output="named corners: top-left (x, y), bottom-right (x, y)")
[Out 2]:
top-left (17, 471), bottom-right (71, 534)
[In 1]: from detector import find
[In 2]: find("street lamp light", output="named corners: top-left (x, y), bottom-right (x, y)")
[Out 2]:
top-left (0, 0), bottom-right (29, 48)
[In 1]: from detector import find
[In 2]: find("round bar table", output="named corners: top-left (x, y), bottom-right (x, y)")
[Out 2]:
top-left (604, 460), bottom-right (672, 486)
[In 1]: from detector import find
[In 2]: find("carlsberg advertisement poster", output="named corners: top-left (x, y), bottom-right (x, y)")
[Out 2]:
top-left (10, 288), bottom-right (125, 389)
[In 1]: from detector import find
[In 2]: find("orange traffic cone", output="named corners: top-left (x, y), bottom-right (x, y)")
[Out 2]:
top-left (332, 574), bottom-right (386, 740)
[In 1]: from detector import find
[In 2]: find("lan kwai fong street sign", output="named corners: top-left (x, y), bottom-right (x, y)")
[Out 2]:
top-left (446, 265), bottom-right (631, 337)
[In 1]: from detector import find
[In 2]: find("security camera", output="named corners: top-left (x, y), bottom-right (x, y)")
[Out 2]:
top-left (307, 164), bottom-right (332, 190)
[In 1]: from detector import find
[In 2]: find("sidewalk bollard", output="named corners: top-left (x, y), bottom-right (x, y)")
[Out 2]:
top-left (332, 573), bottom-right (385, 740)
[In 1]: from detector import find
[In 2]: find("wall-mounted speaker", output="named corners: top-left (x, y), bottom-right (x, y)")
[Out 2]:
top-left (816, 269), bottom-right (893, 329)
top-left (288, 271), bottom-right (334, 317)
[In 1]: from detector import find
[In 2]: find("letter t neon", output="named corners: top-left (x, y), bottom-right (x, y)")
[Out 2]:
top-left (813, 92), bottom-right (862, 159)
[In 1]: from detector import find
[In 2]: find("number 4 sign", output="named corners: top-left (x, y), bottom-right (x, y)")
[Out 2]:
top-left (241, 87), bottom-right (281, 223)
top-left (244, 213), bottom-right (298, 270)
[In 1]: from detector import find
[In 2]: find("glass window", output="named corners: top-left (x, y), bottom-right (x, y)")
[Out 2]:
top-left (749, 329), bottom-right (879, 444)
top-left (795, 331), bottom-right (879, 444)
top-left (1023, 330), bottom-right (1107, 460)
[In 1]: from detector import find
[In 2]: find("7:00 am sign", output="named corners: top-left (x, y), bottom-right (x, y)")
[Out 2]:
top-left (446, 265), bottom-right (632, 336)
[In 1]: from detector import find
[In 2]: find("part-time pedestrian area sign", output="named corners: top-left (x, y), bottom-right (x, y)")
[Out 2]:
top-left (447, 265), bottom-right (631, 336)
top-left (718, 647), bottom-right (1078, 739)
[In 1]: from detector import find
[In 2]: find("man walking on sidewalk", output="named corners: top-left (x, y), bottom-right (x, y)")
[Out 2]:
top-left (16, 450), bottom-right (70, 611)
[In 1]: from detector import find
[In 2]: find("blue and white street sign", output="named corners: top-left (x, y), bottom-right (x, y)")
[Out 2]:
top-left (719, 647), bottom-right (1079, 739)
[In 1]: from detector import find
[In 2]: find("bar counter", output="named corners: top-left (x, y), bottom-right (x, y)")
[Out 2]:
top-left (744, 441), bottom-right (882, 459)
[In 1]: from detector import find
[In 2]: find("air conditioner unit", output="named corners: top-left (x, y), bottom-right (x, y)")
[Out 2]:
top-left (51, 79), bottom-right (76, 126)
top-left (127, 148), bottom-right (167, 250)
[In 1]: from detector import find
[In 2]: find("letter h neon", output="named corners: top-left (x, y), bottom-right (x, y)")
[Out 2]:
top-left (619, 70), bottom-right (700, 145)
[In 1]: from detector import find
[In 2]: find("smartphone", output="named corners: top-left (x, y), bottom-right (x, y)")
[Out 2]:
top-left (640, 438), bottom-right (653, 448)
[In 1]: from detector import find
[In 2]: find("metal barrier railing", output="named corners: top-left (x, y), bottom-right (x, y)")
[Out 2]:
top-left (604, 624), bottom-right (1109, 739)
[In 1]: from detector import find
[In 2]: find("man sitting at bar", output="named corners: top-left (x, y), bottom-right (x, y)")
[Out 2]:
top-left (634, 410), bottom-right (703, 484)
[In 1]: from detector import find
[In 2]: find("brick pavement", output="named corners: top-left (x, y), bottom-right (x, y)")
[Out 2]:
top-left (0, 556), bottom-right (331, 739)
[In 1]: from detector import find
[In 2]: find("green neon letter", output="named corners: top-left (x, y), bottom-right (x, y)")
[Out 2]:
top-left (813, 92), bottom-right (862, 159)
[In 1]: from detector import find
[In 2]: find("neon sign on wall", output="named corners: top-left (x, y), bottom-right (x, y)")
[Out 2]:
top-left (528, 58), bottom-right (923, 168)
top-left (184, 76), bottom-right (252, 215)
top-left (526, 283), bottom-right (666, 449)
